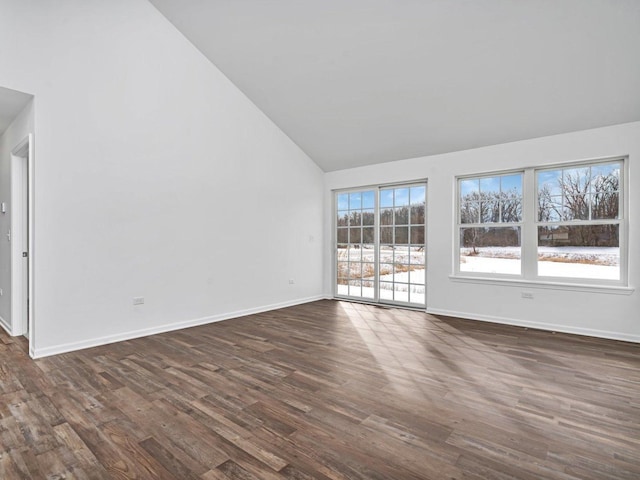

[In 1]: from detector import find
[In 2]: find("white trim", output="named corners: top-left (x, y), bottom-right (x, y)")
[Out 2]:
top-left (449, 275), bottom-right (634, 295)
top-left (11, 134), bottom-right (34, 347)
top-left (0, 315), bottom-right (12, 335)
top-left (333, 182), bottom-right (427, 307)
top-left (454, 156), bottom-right (628, 287)
top-left (426, 307), bottom-right (640, 344)
top-left (30, 295), bottom-right (326, 358)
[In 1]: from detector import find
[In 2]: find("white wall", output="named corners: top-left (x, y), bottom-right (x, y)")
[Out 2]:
top-left (0, 100), bottom-right (34, 334)
top-left (325, 122), bottom-right (640, 342)
top-left (0, 0), bottom-right (324, 357)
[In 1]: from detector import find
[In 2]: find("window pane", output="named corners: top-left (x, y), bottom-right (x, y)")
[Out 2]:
top-left (379, 263), bottom-right (394, 277)
top-left (538, 170), bottom-right (562, 196)
top-left (462, 174), bottom-right (522, 225)
top-left (337, 211), bottom-right (349, 227)
top-left (460, 227), bottom-right (521, 275)
top-left (380, 189), bottom-right (394, 208)
top-left (362, 190), bottom-right (375, 209)
top-left (337, 193), bottom-right (349, 210)
top-left (395, 226), bottom-right (408, 244)
top-left (591, 163), bottom-right (620, 181)
top-left (395, 207), bottom-right (409, 225)
top-left (348, 262), bottom-right (362, 279)
top-left (410, 186), bottom-right (426, 204)
top-left (410, 203), bottom-right (425, 224)
top-left (380, 208), bottom-right (393, 226)
top-left (393, 286), bottom-right (409, 303)
top-left (337, 228), bottom-right (348, 243)
top-left (379, 247), bottom-right (394, 264)
top-left (563, 167), bottom-right (591, 194)
top-left (539, 161), bottom-right (622, 223)
top-left (361, 246), bottom-right (375, 263)
top-left (349, 211), bottom-right (362, 226)
top-left (480, 177), bottom-right (500, 195)
top-left (461, 202), bottom-right (480, 224)
top-left (362, 209), bottom-right (375, 225)
top-left (349, 228), bottom-right (361, 244)
top-left (460, 179), bottom-right (479, 198)
top-left (538, 195), bottom-right (562, 222)
top-left (480, 200), bottom-right (499, 223)
top-left (362, 263), bottom-right (375, 280)
top-left (394, 188), bottom-right (409, 206)
top-left (337, 262), bottom-right (349, 284)
top-left (538, 225), bottom-right (619, 280)
top-left (410, 226), bottom-right (424, 245)
top-left (393, 264), bottom-right (409, 284)
top-left (349, 280), bottom-right (362, 297)
top-left (563, 194), bottom-right (590, 220)
top-left (362, 227), bottom-right (374, 243)
top-left (409, 288), bottom-right (425, 305)
top-left (592, 163), bottom-right (620, 219)
top-left (409, 246), bottom-right (425, 267)
top-left (380, 227), bottom-right (393, 244)
top-left (349, 192), bottom-right (362, 210)
top-left (500, 192), bottom-right (522, 222)
top-left (501, 174), bottom-right (522, 196)
top-left (409, 268), bottom-right (425, 285)
top-left (593, 192), bottom-right (618, 219)
top-left (379, 282), bottom-right (394, 300)
top-left (394, 246), bottom-right (410, 264)
top-left (348, 246), bottom-right (362, 262)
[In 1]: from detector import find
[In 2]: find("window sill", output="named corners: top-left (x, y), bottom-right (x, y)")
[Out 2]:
top-left (449, 275), bottom-right (634, 295)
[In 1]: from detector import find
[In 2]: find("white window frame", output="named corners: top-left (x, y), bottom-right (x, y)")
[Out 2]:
top-left (453, 156), bottom-right (630, 293)
top-left (455, 170), bottom-right (525, 279)
top-left (333, 180), bottom-right (428, 308)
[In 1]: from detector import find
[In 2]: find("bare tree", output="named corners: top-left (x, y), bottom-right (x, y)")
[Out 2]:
top-left (539, 166), bottom-right (619, 247)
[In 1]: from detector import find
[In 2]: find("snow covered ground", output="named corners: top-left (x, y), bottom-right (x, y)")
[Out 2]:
top-left (336, 283), bottom-right (425, 304)
top-left (337, 245), bottom-right (619, 302)
top-left (460, 246), bottom-right (619, 279)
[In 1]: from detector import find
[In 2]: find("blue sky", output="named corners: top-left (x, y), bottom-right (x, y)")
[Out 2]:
top-left (338, 186), bottom-right (425, 211)
top-left (537, 163), bottom-right (619, 195)
top-left (460, 173), bottom-right (522, 198)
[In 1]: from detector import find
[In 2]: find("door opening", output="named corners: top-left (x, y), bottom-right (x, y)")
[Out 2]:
top-left (335, 181), bottom-right (427, 308)
top-left (11, 135), bottom-right (33, 346)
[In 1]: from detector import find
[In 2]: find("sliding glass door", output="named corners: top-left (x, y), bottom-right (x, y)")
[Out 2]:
top-left (335, 182), bottom-right (426, 307)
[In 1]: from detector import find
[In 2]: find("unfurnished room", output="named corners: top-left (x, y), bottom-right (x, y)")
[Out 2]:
top-left (0, 1), bottom-right (638, 479)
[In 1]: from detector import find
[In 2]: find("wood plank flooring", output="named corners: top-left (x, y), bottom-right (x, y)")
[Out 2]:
top-left (1, 299), bottom-right (639, 479)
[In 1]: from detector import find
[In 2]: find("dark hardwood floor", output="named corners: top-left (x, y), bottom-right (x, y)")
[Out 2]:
top-left (1, 299), bottom-right (639, 479)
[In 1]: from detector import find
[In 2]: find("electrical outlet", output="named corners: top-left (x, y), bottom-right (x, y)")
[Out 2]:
top-left (0, 288), bottom-right (3, 296)
top-left (521, 292), bottom-right (534, 300)
top-left (132, 297), bottom-right (144, 305)
top-left (289, 279), bottom-right (295, 284)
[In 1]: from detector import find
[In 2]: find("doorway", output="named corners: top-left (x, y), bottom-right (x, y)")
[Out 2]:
top-left (335, 181), bottom-right (427, 308)
top-left (11, 135), bottom-right (33, 345)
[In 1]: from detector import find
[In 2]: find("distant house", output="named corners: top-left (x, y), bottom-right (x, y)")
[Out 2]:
top-left (539, 228), bottom-right (570, 244)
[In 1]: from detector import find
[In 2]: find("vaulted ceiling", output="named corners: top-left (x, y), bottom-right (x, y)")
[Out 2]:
top-left (149, 0), bottom-right (640, 172)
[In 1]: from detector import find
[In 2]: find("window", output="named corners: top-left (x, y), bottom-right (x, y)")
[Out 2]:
top-left (379, 185), bottom-right (426, 304)
top-left (336, 190), bottom-right (376, 299)
top-left (458, 172), bottom-right (523, 275)
top-left (335, 182), bottom-right (427, 307)
top-left (537, 161), bottom-right (621, 281)
top-left (456, 157), bottom-right (626, 285)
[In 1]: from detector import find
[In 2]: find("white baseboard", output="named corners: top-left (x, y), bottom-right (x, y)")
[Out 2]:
top-left (426, 307), bottom-right (640, 344)
top-left (32, 295), bottom-right (326, 358)
top-left (0, 315), bottom-right (12, 336)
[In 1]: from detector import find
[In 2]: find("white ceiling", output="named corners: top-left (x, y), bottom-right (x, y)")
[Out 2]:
top-left (149, 0), bottom-right (640, 172)
top-left (0, 86), bottom-right (32, 136)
